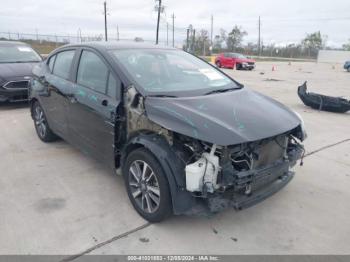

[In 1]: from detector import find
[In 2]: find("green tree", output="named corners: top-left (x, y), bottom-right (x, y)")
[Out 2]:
top-left (192, 29), bottom-right (210, 56)
top-left (226, 26), bottom-right (247, 52)
top-left (343, 40), bottom-right (350, 51)
top-left (301, 31), bottom-right (323, 57)
top-left (212, 29), bottom-right (227, 52)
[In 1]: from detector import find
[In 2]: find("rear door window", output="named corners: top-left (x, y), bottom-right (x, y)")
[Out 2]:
top-left (52, 50), bottom-right (75, 79)
top-left (77, 50), bottom-right (109, 94)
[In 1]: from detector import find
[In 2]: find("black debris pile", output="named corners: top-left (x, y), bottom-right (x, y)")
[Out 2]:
top-left (298, 81), bottom-right (350, 113)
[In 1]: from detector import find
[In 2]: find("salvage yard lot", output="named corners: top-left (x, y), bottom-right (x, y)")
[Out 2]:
top-left (0, 62), bottom-right (349, 257)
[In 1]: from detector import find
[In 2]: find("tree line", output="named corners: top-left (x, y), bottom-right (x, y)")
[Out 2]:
top-left (184, 25), bottom-right (350, 59)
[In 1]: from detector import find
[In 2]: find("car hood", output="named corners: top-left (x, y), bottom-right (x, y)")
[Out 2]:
top-left (0, 62), bottom-right (39, 81)
top-left (144, 88), bottom-right (301, 146)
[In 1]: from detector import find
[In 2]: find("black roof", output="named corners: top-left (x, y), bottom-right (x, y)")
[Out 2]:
top-left (58, 41), bottom-right (176, 52)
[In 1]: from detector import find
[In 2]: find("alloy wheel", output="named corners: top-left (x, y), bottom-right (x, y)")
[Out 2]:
top-left (34, 105), bottom-right (47, 138)
top-left (128, 160), bottom-right (161, 214)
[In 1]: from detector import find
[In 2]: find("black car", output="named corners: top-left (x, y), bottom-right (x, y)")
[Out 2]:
top-left (29, 42), bottom-right (306, 222)
top-left (344, 61), bottom-right (350, 72)
top-left (0, 41), bottom-right (42, 102)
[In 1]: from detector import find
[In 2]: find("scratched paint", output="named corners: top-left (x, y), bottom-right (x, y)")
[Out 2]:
top-left (77, 89), bottom-right (86, 97)
top-left (232, 107), bottom-right (245, 131)
top-left (154, 105), bottom-right (198, 138)
top-left (89, 94), bottom-right (98, 102)
top-left (197, 103), bottom-right (208, 111)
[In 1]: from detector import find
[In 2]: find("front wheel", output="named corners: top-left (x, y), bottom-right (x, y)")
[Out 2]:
top-left (32, 101), bottom-right (58, 142)
top-left (347, 67), bottom-right (350, 72)
top-left (215, 61), bottom-right (221, 68)
top-left (123, 148), bottom-right (172, 222)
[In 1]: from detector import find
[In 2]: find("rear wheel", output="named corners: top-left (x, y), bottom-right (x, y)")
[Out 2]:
top-left (32, 101), bottom-right (58, 142)
top-left (123, 148), bottom-right (172, 222)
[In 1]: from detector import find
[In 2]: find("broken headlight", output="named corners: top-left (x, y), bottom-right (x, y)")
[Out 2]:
top-left (293, 111), bottom-right (307, 141)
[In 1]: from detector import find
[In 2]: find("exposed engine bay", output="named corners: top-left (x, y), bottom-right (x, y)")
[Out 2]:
top-left (120, 86), bottom-right (305, 214)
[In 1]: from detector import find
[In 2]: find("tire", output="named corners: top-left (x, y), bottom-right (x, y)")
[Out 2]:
top-left (236, 64), bottom-right (241, 70)
top-left (347, 67), bottom-right (350, 72)
top-left (216, 61), bottom-right (221, 68)
top-left (123, 148), bottom-right (172, 222)
top-left (32, 101), bottom-right (58, 142)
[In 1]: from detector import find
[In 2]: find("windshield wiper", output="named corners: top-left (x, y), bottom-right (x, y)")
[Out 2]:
top-left (147, 94), bottom-right (178, 98)
top-left (2, 60), bottom-right (40, 63)
top-left (204, 87), bottom-right (241, 95)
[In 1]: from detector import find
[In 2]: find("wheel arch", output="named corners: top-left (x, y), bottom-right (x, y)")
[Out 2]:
top-left (29, 98), bottom-right (39, 119)
top-left (120, 132), bottom-right (196, 215)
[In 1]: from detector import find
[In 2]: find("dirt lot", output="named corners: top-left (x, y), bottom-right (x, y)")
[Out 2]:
top-left (0, 62), bottom-right (349, 258)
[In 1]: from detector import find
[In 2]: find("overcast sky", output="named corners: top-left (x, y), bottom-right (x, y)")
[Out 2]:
top-left (0, 0), bottom-right (349, 47)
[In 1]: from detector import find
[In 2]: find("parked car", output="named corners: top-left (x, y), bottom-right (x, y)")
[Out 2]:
top-left (344, 61), bottom-right (350, 72)
top-left (215, 52), bottom-right (255, 70)
top-left (29, 42), bottom-right (306, 222)
top-left (0, 41), bottom-right (42, 102)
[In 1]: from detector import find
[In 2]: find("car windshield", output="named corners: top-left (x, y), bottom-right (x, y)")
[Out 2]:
top-left (0, 44), bottom-right (42, 63)
top-left (111, 49), bottom-right (239, 96)
top-left (233, 53), bottom-right (247, 59)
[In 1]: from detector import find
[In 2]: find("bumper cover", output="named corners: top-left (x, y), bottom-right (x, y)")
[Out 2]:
top-left (241, 63), bottom-right (255, 69)
top-left (207, 160), bottom-right (294, 212)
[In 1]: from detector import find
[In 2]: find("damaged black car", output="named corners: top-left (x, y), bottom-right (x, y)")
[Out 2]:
top-left (29, 42), bottom-right (306, 222)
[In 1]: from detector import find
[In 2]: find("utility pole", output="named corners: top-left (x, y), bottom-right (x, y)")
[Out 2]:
top-left (171, 13), bottom-right (175, 47)
top-left (258, 16), bottom-right (261, 56)
top-left (77, 28), bottom-right (82, 43)
top-left (166, 23), bottom-right (169, 46)
top-left (186, 28), bottom-right (190, 51)
top-left (155, 0), bottom-right (162, 44)
top-left (117, 25), bottom-right (119, 41)
top-left (192, 29), bottom-right (196, 53)
top-left (210, 15), bottom-right (213, 53)
top-left (203, 38), bottom-right (206, 56)
top-left (104, 1), bottom-right (108, 41)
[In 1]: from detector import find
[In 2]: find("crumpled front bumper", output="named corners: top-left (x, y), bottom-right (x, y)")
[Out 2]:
top-left (185, 142), bottom-right (304, 215)
top-left (206, 160), bottom-right (294, 212)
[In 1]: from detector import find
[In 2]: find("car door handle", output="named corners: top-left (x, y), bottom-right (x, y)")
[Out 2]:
top-left (101, 99), bottom-right (108, 106)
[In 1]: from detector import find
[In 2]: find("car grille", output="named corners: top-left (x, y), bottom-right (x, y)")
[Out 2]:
top-left (3, 80), bottom-right (30, 90)
top-left (248, 62), bottom-right (255, 65)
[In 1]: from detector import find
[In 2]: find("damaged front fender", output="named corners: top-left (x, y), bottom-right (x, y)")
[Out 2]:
top-left (121, 133), bottom-right (196, 215)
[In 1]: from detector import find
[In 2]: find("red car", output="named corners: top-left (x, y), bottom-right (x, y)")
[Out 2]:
top-left (215, 53), bottom-right (255, 70)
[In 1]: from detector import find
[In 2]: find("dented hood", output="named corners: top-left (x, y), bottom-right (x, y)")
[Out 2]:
top-left (144, 88), bottom-right (301, 146)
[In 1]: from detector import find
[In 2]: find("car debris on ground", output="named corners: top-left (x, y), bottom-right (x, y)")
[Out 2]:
top-left (298, 81), bottom-right (350, 113)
